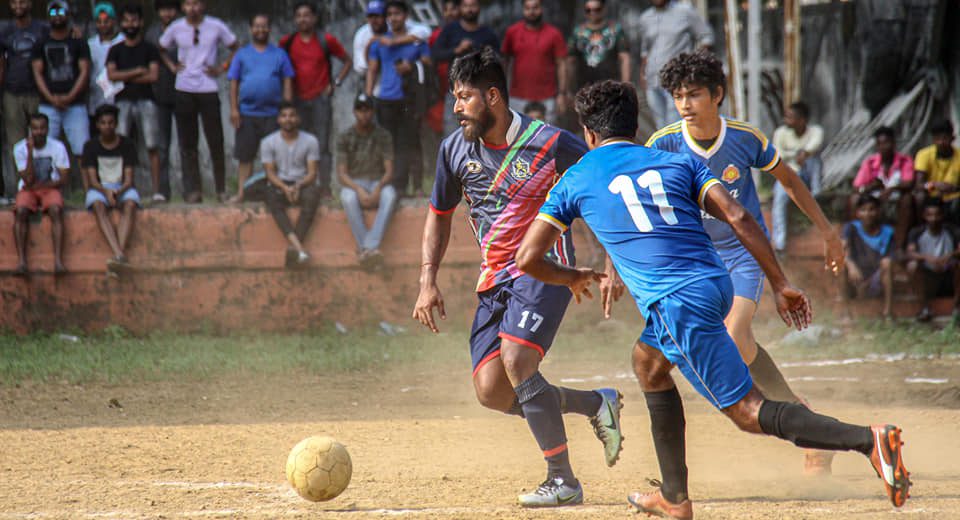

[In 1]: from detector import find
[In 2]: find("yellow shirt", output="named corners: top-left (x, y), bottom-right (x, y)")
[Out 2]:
top-left (915, 145), bottom-right (960, 201)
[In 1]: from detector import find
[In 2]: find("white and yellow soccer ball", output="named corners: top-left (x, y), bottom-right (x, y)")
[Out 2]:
top-left (285, 435), bottom-right (352, 502)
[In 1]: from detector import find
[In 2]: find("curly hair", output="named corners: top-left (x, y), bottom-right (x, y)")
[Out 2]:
top-left (659, 50), bottom-right (726, 105)
top-left (574, 80), bottom-right (638, 140)
top-left (448, 46), bottom-right (508, 102)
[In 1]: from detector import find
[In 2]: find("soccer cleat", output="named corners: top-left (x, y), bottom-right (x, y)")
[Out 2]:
top-left (590, 388), bottom-right (624, 467)
top-left (869, 424), bottom-right (911, 507)
top-left (518, 476), bottom-right (583, 508)
top-left (627, 485), bottom-right (693, 520)
top-left (803, 449), bottom-right (835, 476)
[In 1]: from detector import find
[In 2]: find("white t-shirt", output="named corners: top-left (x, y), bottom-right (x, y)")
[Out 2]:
top-left (13, 137), bottom-right (70, 191)
top-left (772, 124), bottom-right (824, 171)
top-left (87, 32), bottom-right (125, 114)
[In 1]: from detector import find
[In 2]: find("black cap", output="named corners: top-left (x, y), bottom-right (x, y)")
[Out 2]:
top-left (354, 93), bottom-right (374, 109)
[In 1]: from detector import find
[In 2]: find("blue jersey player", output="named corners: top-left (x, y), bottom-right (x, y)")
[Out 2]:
top-left (411, 48), bottom-right (623, 508)
top-left (517, 80), bottom-right (910, 518)
top-left (646, 51), bottom-right (845, 475)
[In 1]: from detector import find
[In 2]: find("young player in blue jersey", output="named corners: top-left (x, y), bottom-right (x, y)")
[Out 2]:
top-left (645, 50), bottom-right (845, 475)
top-left (517, 80), bottom-right (910, 518)
top-left (411, 48), bottom-right (623, 507)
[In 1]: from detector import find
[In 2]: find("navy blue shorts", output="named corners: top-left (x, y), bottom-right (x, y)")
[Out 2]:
top-left (717, 245), bottom-right (765, 302)
top-left (469, 274), bottom-right (572, 376)
top-left (639, 276), bottom-right (754, 409)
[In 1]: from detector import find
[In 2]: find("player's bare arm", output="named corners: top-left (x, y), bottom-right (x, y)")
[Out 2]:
top-left (702, 183), bottom-right (812, 330)
top-left (768, 160), bottom-right (844, 274)
top-left (516, 220), bottom-right (606, 304)
top-left (413, 211), bottom-right (453, 333)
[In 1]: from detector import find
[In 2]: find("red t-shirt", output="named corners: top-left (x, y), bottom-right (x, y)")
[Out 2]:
top-left (501, 21), bottom-right (567, 100)
top-left (280, 32), bottom-right (348, 100)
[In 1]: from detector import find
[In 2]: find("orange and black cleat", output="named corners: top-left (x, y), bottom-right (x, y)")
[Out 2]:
top-left (627, 483), bottom-right (693, 520)
top-left (869, 424), bottom-right (912, 507)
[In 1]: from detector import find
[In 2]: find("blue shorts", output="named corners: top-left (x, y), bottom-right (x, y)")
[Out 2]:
top-left (639, 276), bottom-right (753, 409)
top-left (469, 274), bottom-right (572, 376)
top-left (717, 245), bottom-right (765, 302)
top-left (85, 183), bottom-right (142, 209)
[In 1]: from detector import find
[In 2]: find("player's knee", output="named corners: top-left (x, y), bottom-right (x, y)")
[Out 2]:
top-left (499, 345), bottom-right (539, 382)
top-left (474, 381), bottom-right (513, 412)
top-left (722, 390), bottom-right (764, 434)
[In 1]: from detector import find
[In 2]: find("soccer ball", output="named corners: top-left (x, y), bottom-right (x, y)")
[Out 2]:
top-left (285, 435), bottom-right (352, 502)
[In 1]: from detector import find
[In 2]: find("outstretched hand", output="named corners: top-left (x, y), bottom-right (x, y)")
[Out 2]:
top-left (568, 268), bottom-right (606, 304)
top-left (775, 285), bottom-right (813, 331)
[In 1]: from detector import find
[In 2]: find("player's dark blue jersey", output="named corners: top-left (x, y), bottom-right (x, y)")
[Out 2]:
top-left (646, 117), bottom-right (780, 250)
top-left (537, 141), bottom-right (728, 319)
top-left (431, 112), bottom-right (587, 292)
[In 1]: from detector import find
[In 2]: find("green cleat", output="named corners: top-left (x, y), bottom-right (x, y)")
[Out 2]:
top-left (590, 388), bottom-right (624, 467)
top-left (518, 477), bottom-right (583, 508)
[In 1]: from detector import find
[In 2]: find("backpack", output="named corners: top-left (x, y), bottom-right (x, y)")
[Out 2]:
top-left (402, 60), bottom-right (441, 115)
top-left (282, 30), bottom-right (329, 66)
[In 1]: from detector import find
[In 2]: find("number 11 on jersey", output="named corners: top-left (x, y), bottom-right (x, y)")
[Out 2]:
top-left (608, 170), bottom-right (678, 232)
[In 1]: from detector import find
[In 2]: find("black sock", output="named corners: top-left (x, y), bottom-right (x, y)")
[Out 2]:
top-left (644, 387), bottom-right (688, 504)
top-left (749, 344), bottom-right (801, 403)
top-left (556, 387), bottom-right (603, 416)
top-left (758, 400), bottom-right (874, 455)
top-left (515, 372), bottom-right (576, 483)
top-left (505, 397), bottom-right (525, 417)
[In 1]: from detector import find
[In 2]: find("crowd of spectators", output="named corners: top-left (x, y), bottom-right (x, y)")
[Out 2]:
top-left (0, 0), bottom-right (957, 320)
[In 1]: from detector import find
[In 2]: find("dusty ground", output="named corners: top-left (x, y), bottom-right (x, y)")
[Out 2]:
top-left (1, 341), bottom-right (959, 519)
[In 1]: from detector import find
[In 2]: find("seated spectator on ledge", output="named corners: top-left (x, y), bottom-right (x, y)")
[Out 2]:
top-left (905, 199), bottom-right (960, 323)
top-left (12, 113), bottom-right (70, 276)
top-left (914, 120), bottom-right (960, 223)
top-left (771, 101), bottom-right (823, 253)
top-left (82, 104), bottom-right (141, 276)
top-left (336, 94), bottom-right (396, 267)
top-left (261, 101), bottom-right (322, 267)
top-left (840, 195), bottom-right (894, 320)
top-left (523, 100), bottom-right (547, 122)
top-left (851, 126), bottom-right (915, 249)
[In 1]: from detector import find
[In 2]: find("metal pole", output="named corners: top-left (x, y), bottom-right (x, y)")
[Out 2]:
top-left (747, 0), bottom-right (761, 123)
top-left (783, 0), bottom-right (801, 107)
top-left (724, 0), bottom-right (745, 119)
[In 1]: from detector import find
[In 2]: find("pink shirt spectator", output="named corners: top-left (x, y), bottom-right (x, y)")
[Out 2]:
top-left (159, 16), bottom-right (237, 94)
top-left (853, 152), bottom-right (915, 189)
top-left (501, 21), bottom-right (567, 101)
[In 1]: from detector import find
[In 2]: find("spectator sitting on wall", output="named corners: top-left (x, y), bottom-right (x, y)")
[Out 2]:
top-left (915, 120), bottom-right (960, 223)
top-left (87, 2), bottom-right (125, 120)
top-left (771, 101), bottom-right (824, 255)
top-left (851, 126), bottom-right (915, 249)
top-left (31, 0), bottom-right (90, 179)
top-left (840, 195), bottom-right (895, 320)
top-left (12, 112), bottom-right (69, 275)
top-left (228, 13), bottom-right (294, 203)
top-left (905, 198), bottom-right (960, 323)
top-left (261, 101), bottom-right (321, 267)
top-left (82, 104), bottom-right (140, 276)
top-left (106, 3), bottom-right (163, 204)
top-left (280, 2), bottom-right (353, 200)
top-left (501, 0), bottom-right (569, 125)
top-left (523, 100), bottom-right (546, 122)
top-left (336, 93), bottom-right (396, 267)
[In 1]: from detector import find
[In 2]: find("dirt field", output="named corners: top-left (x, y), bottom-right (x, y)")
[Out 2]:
top-left (1, 337), bottom-right (959, 519)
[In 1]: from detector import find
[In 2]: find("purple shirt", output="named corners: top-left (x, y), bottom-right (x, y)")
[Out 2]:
top-left (159, 16), bottom-right (236, 93)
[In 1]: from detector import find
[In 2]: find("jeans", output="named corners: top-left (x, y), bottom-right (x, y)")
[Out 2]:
top-left (174, 91), bottom-right (226, 198)
top-left (155, 101), bottom-right (175, 199)
top-left (264, 182), bottom-right (322, 241)
top-left (296, 95), bottom-right (332, 190)
top-left (340, 178), bottom-right (398, 251)
top-left (39, 103), bottom-right (89, 155)
top-left (376, 98), bottom-right (422, 195)
top-left (645, 86), bottom-right (680, 129)
top-left (772, 156), bottom-right (822, 251)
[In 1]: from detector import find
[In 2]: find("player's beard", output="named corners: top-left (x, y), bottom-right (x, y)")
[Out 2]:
top-left (458, 105), bottom-right (494, 142)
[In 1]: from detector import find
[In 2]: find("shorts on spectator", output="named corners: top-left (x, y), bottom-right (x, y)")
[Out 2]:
top-left (234, 115), bottom-right (278, 162)
top-left (15, 187), bottom-right (63, 212)
top-left (117, 99), bottom-right (161, 150)
top-left (845, 268), bottom-right (885, 298)
top-left (85, 182), bottom-right (142, 209)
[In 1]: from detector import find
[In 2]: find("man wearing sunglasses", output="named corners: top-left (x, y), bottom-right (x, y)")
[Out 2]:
top-left (566, 0), bottom-right (630, 96)
top-left (159, 0), bottom-right (238, 203)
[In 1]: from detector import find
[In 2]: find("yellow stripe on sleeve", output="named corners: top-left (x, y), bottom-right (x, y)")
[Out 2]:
top-left (698, 178), bottom-right (721, 208)
top-left (536, 213), bottom-right (569, 232)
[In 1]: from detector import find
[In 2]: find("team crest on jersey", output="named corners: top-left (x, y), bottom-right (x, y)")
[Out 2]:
top-left (466, 160), bottom-right (482, 174)
top-left (512, 159), bottom-right (531, 180)
top-left (721, 164), bottom-right (740, 183)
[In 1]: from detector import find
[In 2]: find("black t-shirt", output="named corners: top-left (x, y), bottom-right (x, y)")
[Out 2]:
top-left (0, 20), bottom-right (50, 93)
top-left (32, 34), bottom-right (90, 96)
top-left (145, 23), bottom-right (176, 105)
top-left (106, 40), bottom-right (160, 101)
top-left (81, 136), bottom-right (137, 185)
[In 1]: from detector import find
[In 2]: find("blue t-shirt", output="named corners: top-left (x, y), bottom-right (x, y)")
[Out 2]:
top-left (369, 39), bottom-right (429, 101)
top-left (646, 117), bottom-right (781, 250)
top-left (537, 142), bottom-right (728, 319)
top-left (226, 43), bottom-right (294, 117)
